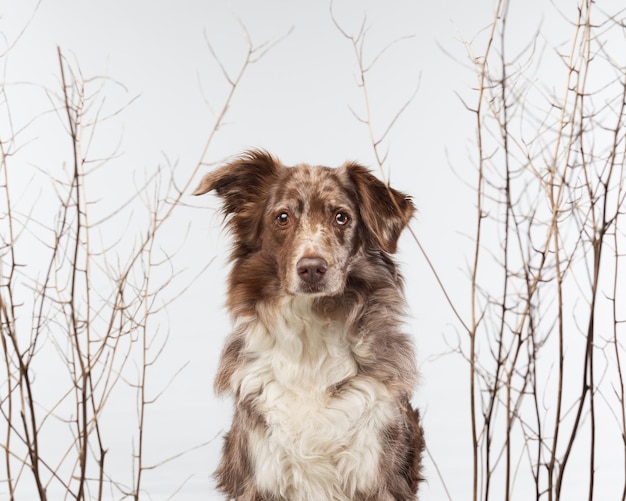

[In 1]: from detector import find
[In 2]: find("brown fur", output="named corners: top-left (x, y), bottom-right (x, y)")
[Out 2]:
top-left (195, 150), bottom-right (424, 500)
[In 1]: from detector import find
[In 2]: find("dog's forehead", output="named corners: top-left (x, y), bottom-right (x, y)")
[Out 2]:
top-left (274, 164), bottom-right (351, 207)
top-left (286, 164), bottom-right (340, 188)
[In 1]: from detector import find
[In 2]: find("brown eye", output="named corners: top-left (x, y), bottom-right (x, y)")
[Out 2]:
top-left (275, 211), bottom-right (291, 227)
top-left (334, 211), bottom-right (349, 226)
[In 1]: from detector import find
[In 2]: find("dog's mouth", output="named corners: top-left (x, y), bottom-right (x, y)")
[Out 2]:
top-left (296, 281), bottom-right (331, 296)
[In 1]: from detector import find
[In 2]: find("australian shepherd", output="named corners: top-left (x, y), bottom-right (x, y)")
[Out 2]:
top-left (194, 150), bottom-right (424, 500)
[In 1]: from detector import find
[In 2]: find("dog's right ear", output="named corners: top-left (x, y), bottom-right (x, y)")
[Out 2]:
top-left (193, 150), bottom-right (280, 245)
top-left (193, 149), bottom-right (278, 209)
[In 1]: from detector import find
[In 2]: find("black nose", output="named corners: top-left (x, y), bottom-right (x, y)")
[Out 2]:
top-left (296, 257), bottom-right (328, 284)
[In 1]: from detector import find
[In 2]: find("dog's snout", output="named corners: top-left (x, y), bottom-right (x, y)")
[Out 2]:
top-left (296, 257), bottom-right (328, 284)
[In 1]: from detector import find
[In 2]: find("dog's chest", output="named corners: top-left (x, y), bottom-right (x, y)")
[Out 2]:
top-left (235, 304), bottom-right (396, 499)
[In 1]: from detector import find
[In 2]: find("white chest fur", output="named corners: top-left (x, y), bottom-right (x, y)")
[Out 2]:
top-left (232, 298), bottom-right (397, 500)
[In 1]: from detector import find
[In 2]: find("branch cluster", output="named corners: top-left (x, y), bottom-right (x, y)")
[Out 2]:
top-left (465, 1), bottom-right (626, 499)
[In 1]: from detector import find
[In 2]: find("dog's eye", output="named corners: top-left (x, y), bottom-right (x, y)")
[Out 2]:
top-left (275, 211), bottom-right (291, 227)
top-left (334, 211), bottom-right (349, 226)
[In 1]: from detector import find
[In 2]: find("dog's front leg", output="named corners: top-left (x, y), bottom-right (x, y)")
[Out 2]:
top-left (215, 405), bottom-right (266, 500)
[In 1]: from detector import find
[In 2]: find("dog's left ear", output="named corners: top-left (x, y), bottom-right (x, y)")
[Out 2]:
top-left (344, 162), bottom-right (415, 254)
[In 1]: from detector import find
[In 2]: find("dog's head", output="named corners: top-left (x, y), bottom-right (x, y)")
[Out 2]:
top-left (194, 150), bottom-right (414, 298)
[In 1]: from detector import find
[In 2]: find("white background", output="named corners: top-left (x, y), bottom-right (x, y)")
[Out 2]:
top-left (2, 1), bottom-right (622, 499)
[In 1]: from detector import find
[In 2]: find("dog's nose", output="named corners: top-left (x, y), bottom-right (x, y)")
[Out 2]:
top-left (296, 257), bottom-right (328, 284)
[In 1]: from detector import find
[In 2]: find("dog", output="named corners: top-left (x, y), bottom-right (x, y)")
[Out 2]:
top-left (194, 150), bottom-right (424, 500)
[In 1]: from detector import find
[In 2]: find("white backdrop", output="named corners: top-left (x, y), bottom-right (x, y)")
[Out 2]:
top-left (2, 1), bottom-right (622, 499)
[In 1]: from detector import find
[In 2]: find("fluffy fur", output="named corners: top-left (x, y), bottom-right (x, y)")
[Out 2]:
top-left (194, 150), bottom-right (424, 500)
